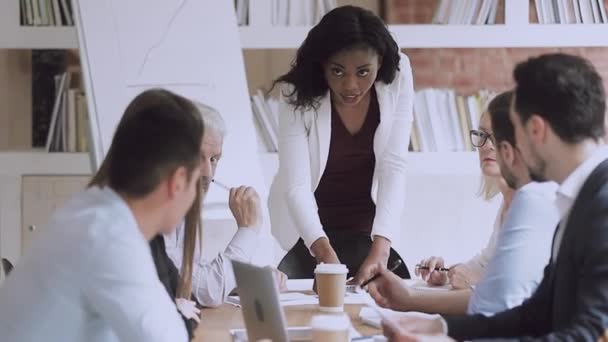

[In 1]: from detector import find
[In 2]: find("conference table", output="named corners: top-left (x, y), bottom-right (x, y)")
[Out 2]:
top-left (191, 278), bottom-right (446, 341)
top-left (194, 304), bottom-right (382, 342)
top-left (193, 300), bottom-right (381, 341)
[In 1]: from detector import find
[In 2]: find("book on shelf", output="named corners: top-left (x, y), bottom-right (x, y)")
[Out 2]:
top-left (410, 88), bottom-right (496, 153)
top-left (432, 0), bottom-right (500, 25)
top-left (32, 50), bottom-right (68, 148)
top-left (533, 0), bottom-right (608, 24)
top-left (46, 70), bottom-right (89, 153)
top-left (20, 0), bottom-right (74, 26)
top-left (235, 0), bottom-right (249, 26)
top-left (251, 89), bottom-right (279, 153)
top-left (236, 0), bottom-right (336, 26)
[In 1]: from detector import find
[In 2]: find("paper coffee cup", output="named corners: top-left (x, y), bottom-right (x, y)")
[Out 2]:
top-left (311, 314), bottom-right (350, 342)
top-left (314, 263), bottom-right (348, 312)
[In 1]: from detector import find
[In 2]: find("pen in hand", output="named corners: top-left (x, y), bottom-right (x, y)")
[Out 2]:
top-left (359, 259), bottom-right (403, 289)
top-left (415, 264), bottom-right (450, 272)
top-left (211, 179), bottom-right (230, 191)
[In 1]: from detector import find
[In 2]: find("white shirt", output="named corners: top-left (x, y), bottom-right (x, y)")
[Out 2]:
top-left (164, 223), bottom-right (260, 307)
top-left (0, 187), bottom-right (187, 342)
top-left (463, 200), bottom-right (504, 281)
top-left (468, 182), bottom-right (559, 316)
top-left (552, 146), bottom-right (608, 261)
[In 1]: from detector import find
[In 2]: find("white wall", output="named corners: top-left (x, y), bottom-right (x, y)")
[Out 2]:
top-left (396, 173), bottom-right (500, 273)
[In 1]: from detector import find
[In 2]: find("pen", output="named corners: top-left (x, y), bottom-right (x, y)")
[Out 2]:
top-left (211, 179), bottom-right (230, 191)
top-left (360, 259), bottom-right (403, 288)
top-left (415, 264), bottom-right (450, 272)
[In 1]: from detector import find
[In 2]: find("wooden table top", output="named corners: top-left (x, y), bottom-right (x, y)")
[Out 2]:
top-left (193, 303), bottom-right (381, 341)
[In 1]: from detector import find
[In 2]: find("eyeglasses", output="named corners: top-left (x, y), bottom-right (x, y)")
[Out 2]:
top-left (470, 129), bottom-right (495, 148)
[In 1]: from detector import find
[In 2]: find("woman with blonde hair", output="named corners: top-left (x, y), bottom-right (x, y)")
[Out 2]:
top-left (416, 95), bottom-right (509, 290)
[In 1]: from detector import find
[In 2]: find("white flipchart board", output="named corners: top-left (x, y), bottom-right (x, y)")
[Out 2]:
top-left (73, 0), bottom-right (275, 264)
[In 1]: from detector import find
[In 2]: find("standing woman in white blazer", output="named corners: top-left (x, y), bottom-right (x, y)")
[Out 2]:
top-left (268, 5), bottom-right (414, 284)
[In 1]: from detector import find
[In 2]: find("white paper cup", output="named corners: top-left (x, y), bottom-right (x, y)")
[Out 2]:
top-left (311, 314), bottom-right (350, 342)
top-left (314, 263), bottom-right (348, 312)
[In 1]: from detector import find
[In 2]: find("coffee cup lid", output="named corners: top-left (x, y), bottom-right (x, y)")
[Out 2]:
top-left (311, 314), bottom-right (351, 330)
top-left (314, 263), bottom-right (348, 274)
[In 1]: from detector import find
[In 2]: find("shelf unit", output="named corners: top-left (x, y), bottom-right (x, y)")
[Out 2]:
top-left (0, 151), bottom-right (91, 175)
top-left (0, 26), bottom-right (77, 49)
top-left (2, 23), bottom-right (608, 50)
top-left (241, 24), bottom-right (608, 49)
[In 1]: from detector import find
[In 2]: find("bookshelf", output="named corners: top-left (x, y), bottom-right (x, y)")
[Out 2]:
top-left (1, 0), bottom-right (603, 173)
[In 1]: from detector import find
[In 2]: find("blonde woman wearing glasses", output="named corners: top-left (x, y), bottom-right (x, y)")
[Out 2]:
top-left (416, 98), bottom-right (512, 290)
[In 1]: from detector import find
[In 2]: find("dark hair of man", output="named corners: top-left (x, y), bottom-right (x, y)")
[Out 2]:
top-left (489, 90), bottom-right (515, 146)
top-left (513, 53), bottom-right (605, 143)
top-left (272, 5), bottom-right (401, 112)
top-left (91, 88), bottom-right (204, 198)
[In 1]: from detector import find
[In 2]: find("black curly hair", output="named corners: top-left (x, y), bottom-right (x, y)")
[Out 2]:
top-left (272, 5), bottom-right (401, 112)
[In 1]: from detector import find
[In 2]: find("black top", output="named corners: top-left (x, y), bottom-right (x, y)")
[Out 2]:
top-left (149, 235), bottom-right (198, 339)
top-left (314, 90), bottom-right (380, 234)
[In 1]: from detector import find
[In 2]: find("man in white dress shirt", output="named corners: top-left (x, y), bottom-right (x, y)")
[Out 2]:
top-left (163, 103), bottom-right (287, 307)
top-left (0, 89), bottom-right (203, 342)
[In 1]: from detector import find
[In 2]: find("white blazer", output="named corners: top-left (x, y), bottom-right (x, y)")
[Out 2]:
top-left (269, 52), bottom-right (415, 251)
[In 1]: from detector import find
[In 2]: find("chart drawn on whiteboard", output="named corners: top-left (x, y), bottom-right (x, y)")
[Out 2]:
top-left (111, 0), bottom-right (216, 89)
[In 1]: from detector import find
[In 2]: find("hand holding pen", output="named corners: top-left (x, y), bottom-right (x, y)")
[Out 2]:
top-left (415, 256), bottom-right (450, 286)
top-left (213, 179), bottom-right (262, 228)
top-left (415, 265), bottom-right (450, 272)
top-left (364, 260), bottom-right (412, 312)
top-left (346, 259), bottom-right (403, 294)
top-left (360, 259), bottom-right (403, 288)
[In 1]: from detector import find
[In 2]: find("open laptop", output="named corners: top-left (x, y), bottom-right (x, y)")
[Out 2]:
top-left (231, 260), bottom-right (306, 342)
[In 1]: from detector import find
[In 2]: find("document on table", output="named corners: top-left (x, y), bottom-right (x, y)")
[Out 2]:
top-left (286, 279), bottom-right (314, 292)
top-left (226, 292), bottom-right (314, 307)
top-left (226, 291), bottom-right (374, 307)
top-left (286, 278), bottom-right (451, 293)
top-left (404, 279), bottom-right (451, 291)
top-left (229, 325), bottom-right (364, 341)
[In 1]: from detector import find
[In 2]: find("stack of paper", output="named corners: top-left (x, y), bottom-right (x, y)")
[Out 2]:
top-left (404, 279), bottom-right (452, 291)
top-left (226, 292), bottom-right (314, 307)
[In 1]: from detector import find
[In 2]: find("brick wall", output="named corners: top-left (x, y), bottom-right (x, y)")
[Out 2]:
top-left (385, 0), bottom-right (504, 24)
top-left (405, 47), bottom-right (608, 94)
top-left (387, 0), bottom-right (608, 95)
